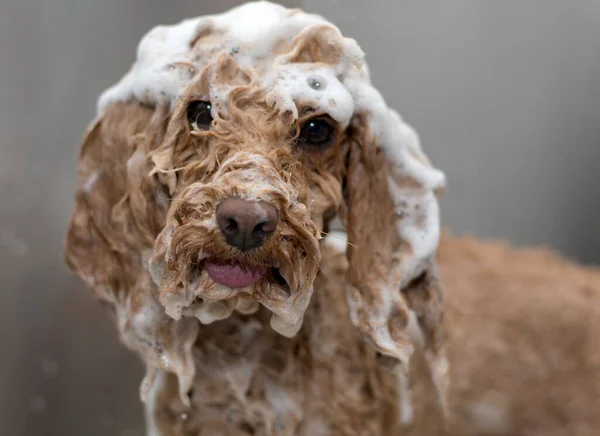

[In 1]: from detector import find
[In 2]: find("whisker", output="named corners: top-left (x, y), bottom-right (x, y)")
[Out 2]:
top-left (312, 254), bottom-right (331, 281)
top-left (319, 230), bottom-right (357, 248)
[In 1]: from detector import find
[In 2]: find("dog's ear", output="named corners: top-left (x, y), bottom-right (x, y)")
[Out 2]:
top-left (65, 102), bottom-right (198, 406)
top-left (341, 103), bottom-right (445, 370)
top-left (67, 103), bottom-right (151, 300)
top-left (65, 102), bottom-right (169, 300)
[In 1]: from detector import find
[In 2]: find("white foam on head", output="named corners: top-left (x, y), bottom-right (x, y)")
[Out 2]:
top-left (97, 2), bottom-right (364, 127)
top-left (98, 2), bottom-right (328, 113)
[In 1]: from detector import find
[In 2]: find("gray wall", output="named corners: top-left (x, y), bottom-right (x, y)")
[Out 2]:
top-left (1, 1), bottom-right (599, 435)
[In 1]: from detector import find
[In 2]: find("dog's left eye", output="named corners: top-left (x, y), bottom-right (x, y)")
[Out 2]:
top-left (187, 100), bottom-right (213, 130)
top-left (297, 117), bottom-right (335, 148)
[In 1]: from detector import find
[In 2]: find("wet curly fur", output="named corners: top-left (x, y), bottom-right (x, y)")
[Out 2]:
top-left (65, 75), bottom-right (447, 431)
top-left (141, 236), bottom-right (600, 436)
top-left (66, 97), bottom-right (600, 435)
top-left (65, 8), bottom-right (599, 435)
top-left (144, 236), bottom-right (600, 435)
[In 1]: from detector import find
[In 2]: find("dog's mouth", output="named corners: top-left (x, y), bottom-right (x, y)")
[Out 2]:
top-left (153, 235), bottom-right (317, 336)
top-left (198, 259), bottom-right (291, 297)
top-left (205, 261), bottom-right (266, 289)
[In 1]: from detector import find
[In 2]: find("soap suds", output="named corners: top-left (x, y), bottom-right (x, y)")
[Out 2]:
top-left (323, 230), bottom-right (347, 253)
top-left (98, 2), bottom-right (328, 114)
top-left (144, 370), bottom-right (167, 436)
top-left (397, 367), bottom-right (414, 426)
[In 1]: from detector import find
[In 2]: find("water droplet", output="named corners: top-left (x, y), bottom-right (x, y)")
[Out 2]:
top-left (29, 396), bottom-right (46, 413)
top-left (307, 76), bottom-right (327, 90)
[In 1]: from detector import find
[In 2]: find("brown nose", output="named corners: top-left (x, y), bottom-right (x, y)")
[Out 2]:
top-left (216, 197), bottom-right (279, 251)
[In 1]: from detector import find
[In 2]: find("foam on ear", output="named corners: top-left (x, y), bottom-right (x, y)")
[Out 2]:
top-left (340, 66), bottom-right (447, 422)
top-left (343, 69), bottom-right (446, 292)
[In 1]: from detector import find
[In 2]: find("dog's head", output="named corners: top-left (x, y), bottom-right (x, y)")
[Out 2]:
top-left (68, 2), bottom-right (445, 370)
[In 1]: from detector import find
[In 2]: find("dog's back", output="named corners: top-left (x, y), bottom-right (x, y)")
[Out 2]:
top-left (431, 235), bottom-right (600, 435)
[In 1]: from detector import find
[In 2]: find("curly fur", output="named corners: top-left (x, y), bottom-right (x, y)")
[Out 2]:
top-left (64, 3), bottom-right (599, 435)
top-left (66, 86), bottom-right (446, 433)
top-left (65, 93), bottom-right (600, 436)
top-left (139, 236), bottom-right (600, 435)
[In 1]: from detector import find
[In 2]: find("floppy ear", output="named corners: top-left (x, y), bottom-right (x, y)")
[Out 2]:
top-left (341, 104), bottom-right (449, 422)
top-left (341, 101), bottom-right (446, 371)
top-left (65, 101), bottom-right (198, 406)
top-left (65, 102), bottom-right (158, 302)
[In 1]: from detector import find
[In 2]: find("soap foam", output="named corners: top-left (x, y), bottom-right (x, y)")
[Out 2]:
top-left (98, 2), bottom-right (327, 113)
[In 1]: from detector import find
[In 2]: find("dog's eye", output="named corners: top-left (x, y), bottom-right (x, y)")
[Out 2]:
top-left (297, 117), bottom-right (335, 148)
top-left (187, 101), bottom-right (213, 130)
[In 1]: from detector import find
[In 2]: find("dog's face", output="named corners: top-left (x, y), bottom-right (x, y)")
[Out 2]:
top-left (67, 2), bottom-right (445, 373)
top-left (149, 73), bottom-right (349, 337)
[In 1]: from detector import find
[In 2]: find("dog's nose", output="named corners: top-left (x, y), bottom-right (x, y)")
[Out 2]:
top-left (216, 197), bottom-right (279, 251)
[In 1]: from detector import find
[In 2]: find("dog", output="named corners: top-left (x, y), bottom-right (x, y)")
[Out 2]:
top-left (65, 2), bottom-right (599, 435)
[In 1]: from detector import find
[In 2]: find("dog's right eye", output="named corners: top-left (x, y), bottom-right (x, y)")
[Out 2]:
top-left (187, 101), bottom-right (213, 130)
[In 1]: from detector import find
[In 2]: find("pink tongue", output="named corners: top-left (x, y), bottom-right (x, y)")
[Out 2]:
top-left (206, 262), bottom-right (266, 289)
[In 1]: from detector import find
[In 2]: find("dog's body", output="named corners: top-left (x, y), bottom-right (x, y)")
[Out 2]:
top-left (65, 2), bottom-right (600, 435)
top-left (142, 233), bottom-right (600, 435)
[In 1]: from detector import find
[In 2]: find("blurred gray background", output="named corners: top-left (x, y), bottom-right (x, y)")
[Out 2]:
top-left (1, 0), bottom-right (599, 434)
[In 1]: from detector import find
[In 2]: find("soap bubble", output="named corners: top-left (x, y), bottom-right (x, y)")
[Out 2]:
top-left (307, 76), bottom-right (327, 90)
